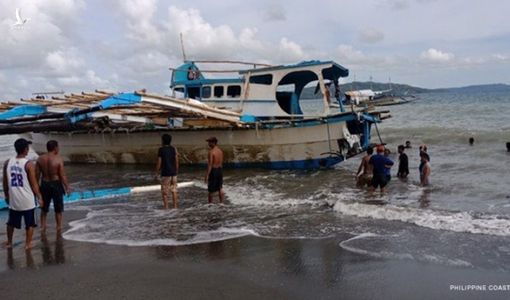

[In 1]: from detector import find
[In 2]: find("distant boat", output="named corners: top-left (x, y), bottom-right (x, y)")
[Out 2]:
top-left (0, 60), bottom-right (389, 170)
top-left (344, 88), bottom-right (414, 107)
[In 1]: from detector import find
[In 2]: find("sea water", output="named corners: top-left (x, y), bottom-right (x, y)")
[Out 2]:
top-left (0, 91), bottom-right (509, 270)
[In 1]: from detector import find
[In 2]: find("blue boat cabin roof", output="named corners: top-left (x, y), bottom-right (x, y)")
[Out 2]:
top-left (170, 60), bottom-right (348, 88)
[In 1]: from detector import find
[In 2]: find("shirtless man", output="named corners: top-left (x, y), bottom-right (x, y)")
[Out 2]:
top-left (356, 147), bottom-right (373, 187)
top-left (205, 137), bottom-right (224, 203)
top-left (419, 152), bottom-right (431, 187)
top-left (36, 140), bottom-right (70, 232)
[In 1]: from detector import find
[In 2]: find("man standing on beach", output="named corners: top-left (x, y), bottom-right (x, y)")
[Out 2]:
top-left (356, 147), bottom-right (373, 187)
top-left (37, 140), bottom-right (71, 232)
top-left (205, 137), bottom-right (224, 203)
top-left (3, 138), bottom-right (43, 250)
top-left (369, 145), bottom-right (394, 193)
top-left (397, 145), bottom-right (409, 179)
top-left (156, 134), bottom-right (179, 209)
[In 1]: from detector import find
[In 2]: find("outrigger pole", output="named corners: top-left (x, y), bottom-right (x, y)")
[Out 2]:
top-left (0, 181), bottom-right (196, 210)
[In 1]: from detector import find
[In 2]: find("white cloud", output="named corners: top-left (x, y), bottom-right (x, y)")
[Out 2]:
top-left (359, 28), bottom-right (384, 43)
top-left (45, 49), bottom-right (85, 76)
top-left (336, 44), bottom-right (368, 62)
top-left (420, 48), bottom-right (454, 62)
top-left (493, 53), bottom-right (508, 61)
top-left (277, 38), bottom-right (306, 62)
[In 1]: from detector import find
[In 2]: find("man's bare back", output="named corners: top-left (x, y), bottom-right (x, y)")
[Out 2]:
top-left (37, 153), bottom-right (65, 182)
top-left (209, 146), bottom-right (224, 168)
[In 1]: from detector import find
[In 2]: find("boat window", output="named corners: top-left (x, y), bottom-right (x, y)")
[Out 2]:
top-left (227, 85), bottom-right (241, 98)
top-left (173, 87), bottom-right (185, 98)
top-left (249, 74), bottom-right (273, 85)
top-left (300, 79), bottom-right (326, 114)
top-left (214, 86), bottom-right (224, 98)
top-left (187, 87), bottom-right (200, 99)
top-left (276, 70), bottom-right (319, 115)
top-left (202, 86), bottom-right (211, 99)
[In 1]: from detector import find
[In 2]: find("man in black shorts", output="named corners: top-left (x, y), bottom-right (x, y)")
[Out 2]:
top-left (369, 145), bottom-right (394, 193)
top-left (205, 137), bottom-right (224, 203)
top-left (4, 138), bottom-right (43, 250)
top-left (36, 140), bottom-right (70, 232)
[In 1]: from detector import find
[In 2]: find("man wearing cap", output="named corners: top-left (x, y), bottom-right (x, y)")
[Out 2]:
top-left (205, 137), bottom-right (224, 203)
top-left (3, 138), bottom-right (43, 250)
top-left (369, 145), bottom-right (394, 193)
top-left (36, 140), bottom-right (71, 232)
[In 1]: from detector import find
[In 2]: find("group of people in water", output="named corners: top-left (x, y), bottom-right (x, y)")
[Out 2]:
top-left (355, 141), bottom-right (431, 192)
top-left (3, 134), bottom-right (224, 250)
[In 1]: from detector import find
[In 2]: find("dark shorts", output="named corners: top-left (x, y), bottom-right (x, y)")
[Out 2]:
top-left (371, 173), bottom-right (389, 189)
top-left (41, 180), bottom-right (65, 213)
top-left (7, 208), bottom-right (37, 229)
top-left (208, 168), bottom-right (223, 193)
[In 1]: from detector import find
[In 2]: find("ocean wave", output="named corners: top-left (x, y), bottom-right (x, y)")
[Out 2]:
top-left (333, 200), bottom-right (510, 237)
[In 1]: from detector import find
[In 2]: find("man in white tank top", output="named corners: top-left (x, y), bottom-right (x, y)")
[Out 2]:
top-left (3, 138), bottom-right (43, 250)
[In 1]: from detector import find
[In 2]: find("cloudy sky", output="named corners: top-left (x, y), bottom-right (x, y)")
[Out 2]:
top-left (1, 0), bottom-right (509, 99)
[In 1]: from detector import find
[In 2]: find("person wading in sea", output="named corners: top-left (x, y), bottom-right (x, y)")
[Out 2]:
top-left (369, 145), bottom-right (394, 193)
top-left (155, 134), bottom-right (179, 209)
top-left (356, 147), bottom-right (373, 187)
top-left (397, 145), bottom-right (409, 179)
top-left (419, 151), bottom-right (431, 187)
top-left (205, 137), bottom-right (224, 203)
top-left (36, 140), bottom-right (71, 233)
top-left (3, 138), bottom-right (43, 250)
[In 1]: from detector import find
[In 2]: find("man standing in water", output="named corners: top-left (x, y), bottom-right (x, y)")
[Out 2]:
top-left (3, 138), bottom-right (43, 249)
top-left (156, 134), bottom-right (179, 209)
top-left (37, 140), bottom-right (71, 233)
top-left (205, 137), bottom-right (224, 203)
top-left (397, 145), bottom-right (409, 179)
top-left (369, 145), bottom-right (394, 193)
top-left (356, 147), bottom-right (373, 187)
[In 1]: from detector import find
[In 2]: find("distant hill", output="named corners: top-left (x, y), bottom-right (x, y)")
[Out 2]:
top-left (339, 82), bottom-right (510, 95)
top-left (302, 82), bottom-right (510, 98)
top-left (339, 81), bottom-right (429, 95)
top-left (432, 83), bottom-right (510, 93)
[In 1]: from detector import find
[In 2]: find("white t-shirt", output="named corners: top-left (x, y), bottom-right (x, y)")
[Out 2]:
top-left (6, 157), bottom-right (36, 211)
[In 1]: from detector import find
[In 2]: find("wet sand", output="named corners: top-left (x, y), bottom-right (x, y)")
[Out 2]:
top-left (0, 210), bottom-right (509, 300)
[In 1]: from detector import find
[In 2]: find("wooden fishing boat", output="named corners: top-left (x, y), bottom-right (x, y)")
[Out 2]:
top-left (0, 60), bottom-right (389, 169)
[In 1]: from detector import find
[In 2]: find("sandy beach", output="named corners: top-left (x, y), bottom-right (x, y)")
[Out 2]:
top-left (0, 210), bottom-right (508, 300)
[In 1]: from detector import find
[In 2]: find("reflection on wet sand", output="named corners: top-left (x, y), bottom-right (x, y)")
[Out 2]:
top-left (6, 248), bottom-right (35, 269)
top-left (41, 233), bottom-right (66, 265)
top-left (276, 239), bottom-right (305, 275)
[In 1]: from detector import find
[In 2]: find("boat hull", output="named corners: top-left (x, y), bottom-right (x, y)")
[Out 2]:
top-left (23, 120), bottom-right (358, 169)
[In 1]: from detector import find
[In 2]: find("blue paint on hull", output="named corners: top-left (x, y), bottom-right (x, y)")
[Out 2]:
top-left (199, 156), bottom-right (344, 170)
top-left (0, 187), bottom-right (132, 210)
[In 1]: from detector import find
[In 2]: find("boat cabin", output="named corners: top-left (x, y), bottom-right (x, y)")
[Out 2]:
top-left (170, 60), bottom-right (348, 118)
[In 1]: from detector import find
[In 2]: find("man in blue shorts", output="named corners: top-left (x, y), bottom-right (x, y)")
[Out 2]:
top-left (369, 145), bottom-right (394, 193)
top-left (3, 138), bottom-right (43, 250)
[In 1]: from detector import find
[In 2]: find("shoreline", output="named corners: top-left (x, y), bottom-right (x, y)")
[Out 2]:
top-left (1, 210), bottom-right (509, 299)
